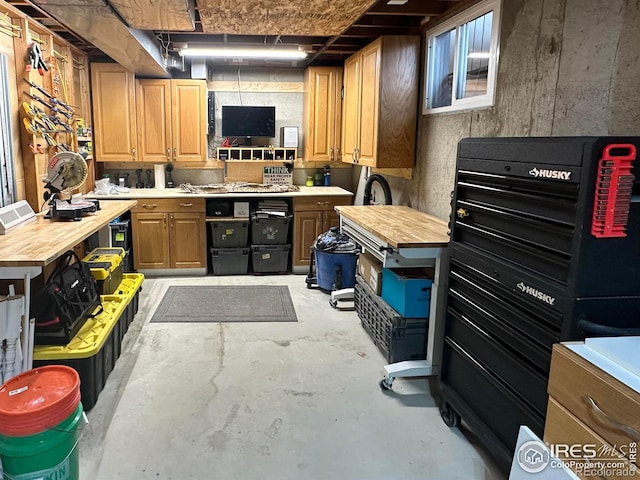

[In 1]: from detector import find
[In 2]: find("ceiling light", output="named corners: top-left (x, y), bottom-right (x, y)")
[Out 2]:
top-left (179, 46), bottom-right (307, 60)
top-left (467, 52), bottom-right (491, 59)
top-left (387, 0), bottom-right (408, 5)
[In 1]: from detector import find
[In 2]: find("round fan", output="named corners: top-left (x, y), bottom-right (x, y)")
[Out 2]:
top-left (43, 151), bottom-right (88, 194)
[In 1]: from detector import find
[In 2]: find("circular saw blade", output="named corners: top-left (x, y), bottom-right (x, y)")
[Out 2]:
top-left (45, 151), bottom-right (88, 192)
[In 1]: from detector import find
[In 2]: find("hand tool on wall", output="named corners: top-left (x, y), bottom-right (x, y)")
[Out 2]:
top-left (23, 92), bottom-right (73, 120)
top-left (23, 78), bottom-right (73, 113)
top-left (25, 43), bottom-right (48, 76)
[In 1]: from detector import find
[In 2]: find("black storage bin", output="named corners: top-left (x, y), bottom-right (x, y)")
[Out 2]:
top-left (251, 244), bottom-right (290, 273)
top-left (354, 276), bottom-right (428, 363)
top-left (211, 248), bottom-right (250, 275)
top-left (250, 215), bottom-right (291, 244)
top-left (209, 219), bottom-right (249, 248)
top-left (109, 219), bottom-right (130, 250)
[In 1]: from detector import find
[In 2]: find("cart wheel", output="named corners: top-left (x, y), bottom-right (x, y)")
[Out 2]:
top-left (439, 401), bottom-right (461, 428)
top-left (379, 378), bottom-right (393, 391)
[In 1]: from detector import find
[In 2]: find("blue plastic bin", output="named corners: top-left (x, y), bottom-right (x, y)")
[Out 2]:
top-left (315, 249), bottom-right (358, 292)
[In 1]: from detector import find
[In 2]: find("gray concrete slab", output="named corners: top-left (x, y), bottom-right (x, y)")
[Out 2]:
top-left (79, 275), bottom-right (506, 480)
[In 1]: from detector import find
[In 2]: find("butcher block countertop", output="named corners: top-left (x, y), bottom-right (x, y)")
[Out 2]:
top-left (0, 200), bottom-right (137, 267)
top-left (86, 186), bottom-right (352, 199)
top-left (335, 205), bottom-right (450, 249)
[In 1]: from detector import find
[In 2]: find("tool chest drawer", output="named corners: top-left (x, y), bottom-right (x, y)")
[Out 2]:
top-left (547, 344), bottom-right (640, 460)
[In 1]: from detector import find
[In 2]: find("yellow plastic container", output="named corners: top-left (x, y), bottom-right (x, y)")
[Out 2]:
top-left (82, 248), bottom-right (126, 294)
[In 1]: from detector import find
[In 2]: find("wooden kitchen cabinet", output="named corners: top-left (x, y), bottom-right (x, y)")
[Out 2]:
top-left (544, 343), bottom-right (640, 478)
top-left (303, 66), bottom-right (343, 163)
top-left (90, 63), bottom-right (137, 162)
top-left (136, 79), bottom-right (207, 163)
top-left (131, 198), bottom-right (206, 269)
top-left (293, 196), bottom-right (352, 269)
top-left (340, 36), bottom-right (420, 168)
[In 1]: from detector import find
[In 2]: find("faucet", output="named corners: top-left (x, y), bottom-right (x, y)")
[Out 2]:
top-left (363, 174), bottom-right (392, 205)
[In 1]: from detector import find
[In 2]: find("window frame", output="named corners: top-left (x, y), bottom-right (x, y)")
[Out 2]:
top-left (422, 0), bottom-right (501, 115)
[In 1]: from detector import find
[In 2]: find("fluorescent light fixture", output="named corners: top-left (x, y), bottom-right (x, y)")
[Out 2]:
top-left (387, 0), bottom-right (408, 4)
top-left (179, 46), bottom-right (307, 60)
top-left (467, 52), bottom-right (491, 59)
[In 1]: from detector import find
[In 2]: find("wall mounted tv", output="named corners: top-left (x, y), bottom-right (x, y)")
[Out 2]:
top-left (221, 106), bottom-right (276, 142)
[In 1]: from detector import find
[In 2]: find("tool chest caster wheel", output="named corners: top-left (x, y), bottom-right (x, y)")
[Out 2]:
top-left (439, 401), bottom-right (461, 428)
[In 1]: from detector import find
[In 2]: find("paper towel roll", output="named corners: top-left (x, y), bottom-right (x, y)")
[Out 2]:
top-left (154, 164), bottom-right (166, 189)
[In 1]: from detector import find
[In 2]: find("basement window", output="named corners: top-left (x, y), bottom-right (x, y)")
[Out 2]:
top-left (423, 0), bottom-right (501, 114)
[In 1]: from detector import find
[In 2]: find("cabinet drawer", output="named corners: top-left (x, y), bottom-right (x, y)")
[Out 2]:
top-left (294, 196), bottom-right (350, 212)
top-left (131, 198), bottom-right (205, 213)
top-left (544, 397), bottom-right (639, 477)
top-left (548, 344), bottom-right (640, 459)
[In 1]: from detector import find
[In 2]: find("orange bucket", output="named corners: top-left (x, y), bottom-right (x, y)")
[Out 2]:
top-left (0, 365), bottom-right (80, 436)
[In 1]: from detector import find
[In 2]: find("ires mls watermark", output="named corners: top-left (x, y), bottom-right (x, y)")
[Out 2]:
top-left (516, 440), bottom-right (638, 477)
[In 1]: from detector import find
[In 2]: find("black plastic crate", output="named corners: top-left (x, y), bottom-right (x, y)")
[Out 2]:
top-left (209, 219), bottom-right (249, 248)
top-left (122, 249), bottom-right (133, 273)
top-left (250, 215), bottom-right (291, 244)
top-left (251, 244), bottom-right (290, 273)
top-left (211, 248), bottom-right (250, 275)
top-left (354, 275), bottom-right (428, 363)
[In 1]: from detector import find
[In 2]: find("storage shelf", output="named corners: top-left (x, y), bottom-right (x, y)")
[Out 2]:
top-left (217, 147), bottom-right (297, 162)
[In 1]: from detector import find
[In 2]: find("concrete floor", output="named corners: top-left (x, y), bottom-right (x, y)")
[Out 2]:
top-left (79, 274), bottom-right (507, 480)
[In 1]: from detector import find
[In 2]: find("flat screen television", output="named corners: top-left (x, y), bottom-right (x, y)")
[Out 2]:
top-left (221, 106), bottom-right (276, 140)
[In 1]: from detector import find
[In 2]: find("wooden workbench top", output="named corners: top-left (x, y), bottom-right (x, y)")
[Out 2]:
top-left (335, 205), bottom-right (450, 249)
top-left (0, 200), bottom-right (137, 267)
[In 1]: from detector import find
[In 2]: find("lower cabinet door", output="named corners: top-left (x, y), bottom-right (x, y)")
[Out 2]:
top-left (170, 212), bottom-right (206, 268)
top-left (132, 212), bottom-right (170, 269)
top-left (293, 211), bottom-right (323, 267)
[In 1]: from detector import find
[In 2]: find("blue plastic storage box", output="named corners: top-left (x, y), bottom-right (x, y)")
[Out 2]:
top-left (381, 268), bottom-right (433, 318)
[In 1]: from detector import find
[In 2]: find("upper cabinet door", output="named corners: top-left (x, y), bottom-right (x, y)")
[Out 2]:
top-left (136, 80), bottom-right (172, 163)
top-left (358, 40), bottom-right (381, 167)
top-left (91, 63), bottom-right (138, 162)
top-left (171, 80), bottom-right (207, 162)
top-left (341, 54), bottom-right (360, 164)
top-left (303, 67), bottom-right (343, 162)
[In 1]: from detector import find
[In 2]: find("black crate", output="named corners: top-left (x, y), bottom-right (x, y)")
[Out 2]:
top-left (209, 219), bottom-right (249, 248)
top-left (354, 276), bottom-right (428, 363)
top-left (109, 220), bottom-right (130, 250)
top-left (211, 248), bottom-right (250, 275)
top-left (251, 244), bottom-right (290, 273)
top-left (250, 215), bottom-right (291, 244)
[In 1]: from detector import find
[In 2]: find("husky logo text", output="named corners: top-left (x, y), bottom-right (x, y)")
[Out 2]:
top-left (528, 167), bottom-right (571, 181)
top-left (516, 282), bottom-right (556, 306)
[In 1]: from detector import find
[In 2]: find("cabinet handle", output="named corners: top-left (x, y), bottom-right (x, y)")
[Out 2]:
top-left (336, 147), bottom-right (340, 158)
top-left (142, 203), bottom-right (157, 209)
top-left (167, 148), bottom-right (171, 162)
top-left (584, 395), bottom-right (640, 441)
top-left (170, 213), bottom-right (174, 228)
top-left (330, 147), bottom-right (334, 162)
top-left (352, 149), bottom-right (356, 163)
top-left (131, 147), bottom-right (136, 161)
top-left (173, 147), bottom-right (177, 161)
top-left (179, 203), bottom-right (193, 208)
top-left (316, 201), bottom-right (330, 205)
top-left (356, 147), bottom-right (360, 162)
top-left (163, 213), bottom-right (167, 227)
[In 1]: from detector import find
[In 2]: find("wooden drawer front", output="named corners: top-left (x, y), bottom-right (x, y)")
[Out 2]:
top-left (131, 198), bottom-right (205, 213)
top-left (544, 397), bottom-right (640, 478)
top-left (548, 345), bottom-right (640, 460)
top-left (294, 196), bottom-right (351, 212)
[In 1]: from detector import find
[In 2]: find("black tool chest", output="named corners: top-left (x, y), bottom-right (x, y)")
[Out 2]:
top-left (439, 137), bottom-right (640, 469)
